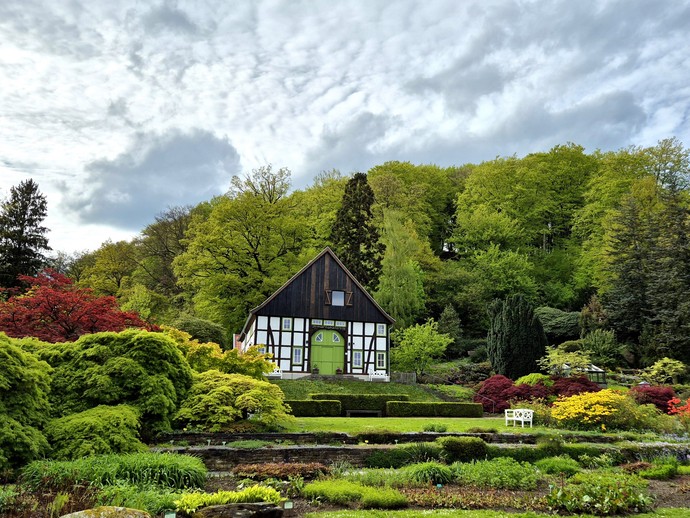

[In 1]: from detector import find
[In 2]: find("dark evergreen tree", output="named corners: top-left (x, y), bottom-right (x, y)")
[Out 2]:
top-left (438, 303), bottom-right (463, 358)
top-left (486, 294), bottom-right (547, 379)
top-left (331, 172), bottom-right (384, 289)
top-left (0, 179), bottom-right (50, 288)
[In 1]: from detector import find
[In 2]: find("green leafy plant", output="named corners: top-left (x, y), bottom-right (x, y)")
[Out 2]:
top-left (535, 455), bottom-right (580, 477)
top-left (437, 436), bottom-right (488, 463)
top-left (399, 442), bottom-right (443, 463)
top-left (175, 485), bottom-right (282, 513)
top-left (546, 472), bottom-right (653, 515)
top-left (0, 486), bottom-right (18, 512)
top-left (404, 462), bottom-right (453, 485)
top-left (364, 448), bottom-right (412, 469)
top-left (232, 462), bottom-right (329, 480)
top-left (302, 479), bottom-right (407, 509)
top-left (96, 483), bottom-right (182, 515)
top-left (359, 487), bottom-right (408, 509)
top-left (452, 457), bottom-right (540, 490)
top-left (423, 423), bottom-right (448, 432)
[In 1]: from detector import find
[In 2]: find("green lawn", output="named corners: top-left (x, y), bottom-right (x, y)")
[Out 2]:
top-left (273, 379), bottom-right (443, 402)
top-left (284, 416), bottom-right (542, 434)
top-left (305, 509), bottom-right (690, 518)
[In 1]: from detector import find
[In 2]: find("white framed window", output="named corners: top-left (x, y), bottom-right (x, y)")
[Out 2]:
top-left (376, 323), bottom-right (386, 336)
top-left (324, 319), bottom-right (335, 326)
top-left (312, 319), bottom-right (323, 326)
top-left (332, 290), bottom-right (345, 306)
top-left (353, 350), bottom-right (363, 368)
top-left (292, 347), bottom-right (303, 364)
top-left (282, 318), bottom-right (292, 331)
top-left (314, 332), bottom-right (323, 343)
top-left (257, 346), bottom-right (266, 354)
top-left (376, 352), bottom-right (386, 370)
top-left (335, 321), bottom-right (346, 327)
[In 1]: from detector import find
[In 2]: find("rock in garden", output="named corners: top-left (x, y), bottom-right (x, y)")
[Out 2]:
top-left (61, 507), bottom-right (151, 518)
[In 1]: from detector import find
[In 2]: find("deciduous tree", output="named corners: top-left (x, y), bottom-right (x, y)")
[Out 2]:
top-left (391, 319), bottom-right (452, 377)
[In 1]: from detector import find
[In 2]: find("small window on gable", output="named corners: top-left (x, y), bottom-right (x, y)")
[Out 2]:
top-left (332, 333), bottom-right (340, 343)
top-left (282, 318), bottom-right (292, 331)
top-left (376, 323), bottom-right (386, 336)
top-left (353, 350), bottom-right (363, 368)
top-left (376, 352), bottom-right (386, 370)
top-left (314, 332), bottom-right (323, 343)
top-left (312, 319), bottom-right (323, 326)
top-left (292, 348), bottom-right (303, 364)
top-left (332, 290), bottom-right (345, 306)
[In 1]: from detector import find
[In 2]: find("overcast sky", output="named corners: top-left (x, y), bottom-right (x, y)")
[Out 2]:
top-left (1, 0), bottom-right (689, 253)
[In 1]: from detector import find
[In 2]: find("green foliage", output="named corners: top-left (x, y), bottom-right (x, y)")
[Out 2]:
top-left (331, 172), bottom-right (384, 290)
top-left (0, 485), bottom-right (18, 512)
top-left (452, 457), bottom-right (540, 490)
top-left (391, 319), bottom-right (452, 376)
top-left (423, 423), bottom-right (448, 432)
top-left (386, 401), bottom-right (483, 418)
top-left (534, 456), bottom-right (580, 477)
top-left (310, 393), bottom-right (409, 415)
top-left (538, 345), bottom-right (591, 377)
top-left (175, 485), bottom-right (282, 513)
top-left (39, 330), bottom-right (193, 438)
top-left (0, 333), bottom-right (51, 470)
top-left (285, 399), bottom-right (341, 417)
top-left (233, 462), bottom-right (329, 480)
top-left (176, 370), bottom-right (292, 431)
top-left (364, 448), bottom-right (412, 469)
top-left (172, 314), bottom-right (227, 348)
top-left (44, 405), bottom-right (146, 460)
top-left (272, 379), bottom-right (438, 402)
top-left (0, 179), bottom-right (50, 288)
top-left (97, 483), bottom-right (182, 515)
top-left (514, 373), bottom-right (554, 386)
top-left (404, 462), bottom-right (453, 485)
top-left (581, 329), bottom-right (621, 369)
top-left (646, 357), bottom-right (687, 384)
top-left (21, 452), bottom-right (207, 491)
top-left (302, 479), bottom-right (369, 504)
top-left (437, 436), bottom-right (488, 463)
top-left (534, 306), bottom-right (581, 345)
top-left (487, 294), bottom-right (547, 379)
top-left (398, 442), bottom-right (443, 464)
top-left (359, 487), bottom-right (409, 509)
top-left (437, 304), bottom-right (464, 358)
top-left (546, 472), bottom-right (653, 515)
top-left (639, 462), bottom-right (678, 480)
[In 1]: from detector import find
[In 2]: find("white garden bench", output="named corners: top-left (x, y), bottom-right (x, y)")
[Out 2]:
top-left (266, 366), bottom-right (282, 379)
top-left (504, 408), bottom-right (533, 428)
top-left (368, 366), bottom-right (390, 382)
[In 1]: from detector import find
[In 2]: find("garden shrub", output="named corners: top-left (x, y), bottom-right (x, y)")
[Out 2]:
top-left (639, 462), bottom-right (678, 480)
top-left (175, 486), bottom-right (282, 513)
top-left (302, 480), bottom-right (407, 509)
top-left (473, 374), bottom-right (514, 412)
top-left (423, 423), bottom-right (447, 432)
top-left (285, 399), bottom-right (341, 417)
top-left (551, 375), bottom-right (600, 397)
top-left (21, 452), bottom-right (207, 491)
top-left (452, 457), bottom-right (540, 490)
top-left (504, 381), bottom-right (552, 403)
top-left (466, 427), bottom-right (498, 433)
top-left (39, 330), bottom-right (193, 438)
top-left (515, 373), bottom-right (554, 386)
top-left (364, 448), bottom-right (412, 469)
top-left (0, 486), bottom-right (18, 512)
top-left (630, 385), bottom-right (676, 413)
top-left (437, 436), bottom-right (488, 463)
top-left (176, 370), bottom-right (293, 431)
top-left (310, 393), bottom-right (409, 415)
top-left (360, 487), bottom-right (408, 509)
top-left (534, 306), bottom-right (581, 345)
top-left (0, 334), bottom-right (51, 471)
top-left (44, 405), bottom-right (146, 460)
top-left (97, 484), bottom-right (182, 515)
top-left (355, 429), bottom-right (401, 444)
top-left (232, 462), bottom-right (329, 480)
top-left (404, 462), bottom-right (453, 485)
top-left (172, 315), bottom-right (227, 348)
top-left (386, 401), bottom-right (483, 417)
top-left (535, 455), bottom-right (580, 477)
top-left (546, 472), bottom-right (653, 515)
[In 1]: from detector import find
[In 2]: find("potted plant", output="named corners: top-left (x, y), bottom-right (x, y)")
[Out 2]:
top-left (335, 367), bottom-right (343, 375)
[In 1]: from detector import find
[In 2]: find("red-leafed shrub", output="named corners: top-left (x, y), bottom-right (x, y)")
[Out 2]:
top-left (233, 462), bottom-right (330, 480)
top-left (630, 385), bottom-right (676, 414)
top-left (474, 375), bottom-right (514, 412)
top-left (551, 376), bottom-right (601, 398)
top-left (505, 382), bottom-right (552, 403)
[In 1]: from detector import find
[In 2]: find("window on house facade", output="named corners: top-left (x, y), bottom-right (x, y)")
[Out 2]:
top-left (332, 290), bottom-right (345, 306)
top-left (324, 319), bottom-right (334, 326)
top-left (376, 323), bottom-right (386, 336)
top-left (314, 332), bottom-right (323, 342)
top-left (282, 318), bottom-right (292, 331)
top-left (335, 321), bottom-right (346, 327)
top-left (292, 347), bottom-right (303, 364)
top-left (376, 352), bottom-right (386, 370)
top-left (312, 319), bottom-right (323, 326)
top-left (352, 350), bottom-right (362, 368)
top-left (332, 333), bottom-right (340, 342)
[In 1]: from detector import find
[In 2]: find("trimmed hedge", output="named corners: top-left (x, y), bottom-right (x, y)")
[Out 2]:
top-left (386, 401), bottom-right (483, 417)
top-left (309, 394), bottom-right (409, 415)
top-left (285, 400), bottom-right (341, 417)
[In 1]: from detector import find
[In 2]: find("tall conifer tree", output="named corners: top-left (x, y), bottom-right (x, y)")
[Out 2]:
top-left (0, 179), bottom-right (50, 288)
top-left (331, 172), bottom-right (384, 289)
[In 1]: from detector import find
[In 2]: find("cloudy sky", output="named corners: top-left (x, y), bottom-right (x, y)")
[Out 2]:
top-left (1, 0), bottom-right (689, 253)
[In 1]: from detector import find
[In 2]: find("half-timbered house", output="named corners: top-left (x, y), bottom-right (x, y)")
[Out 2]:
top-left (238, 247), bottom-right (394, 380)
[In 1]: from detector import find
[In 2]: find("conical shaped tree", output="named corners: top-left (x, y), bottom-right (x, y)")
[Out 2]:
top-left (487, 294), bottom-right (547, 379)
top-left (0, 179), bottom-right (50, 288)
top-left (331, 172), bottom-right (384, 289)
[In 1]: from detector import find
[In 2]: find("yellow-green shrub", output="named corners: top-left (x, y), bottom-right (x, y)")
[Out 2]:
top-left (174, 486), bottom-right (281, 513)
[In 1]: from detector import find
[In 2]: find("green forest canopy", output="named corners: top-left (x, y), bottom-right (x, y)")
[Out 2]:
top-left (51, 139), bottom-right (690, 366)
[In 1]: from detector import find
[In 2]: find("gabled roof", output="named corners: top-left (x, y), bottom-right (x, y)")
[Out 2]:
top-left (240, 247), bottom-right (394, 337)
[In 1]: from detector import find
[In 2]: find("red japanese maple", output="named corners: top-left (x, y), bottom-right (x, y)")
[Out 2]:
top-left (0, 269), bottom-right (154, 342)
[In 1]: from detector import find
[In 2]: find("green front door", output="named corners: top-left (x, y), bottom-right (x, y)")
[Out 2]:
top-left (311, 330), bottom-right (345, 375)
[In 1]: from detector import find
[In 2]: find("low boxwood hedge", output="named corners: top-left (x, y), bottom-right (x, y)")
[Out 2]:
top-left (309, 394), bottom-right (409, 415)
top-left (285, 399), bottom-right (341, 417)
top-left (386, 401), bottom-right (483, 417)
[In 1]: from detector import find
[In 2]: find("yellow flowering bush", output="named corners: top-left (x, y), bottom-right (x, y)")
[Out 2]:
top-left (551, 389), bottom-right (676, 432)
